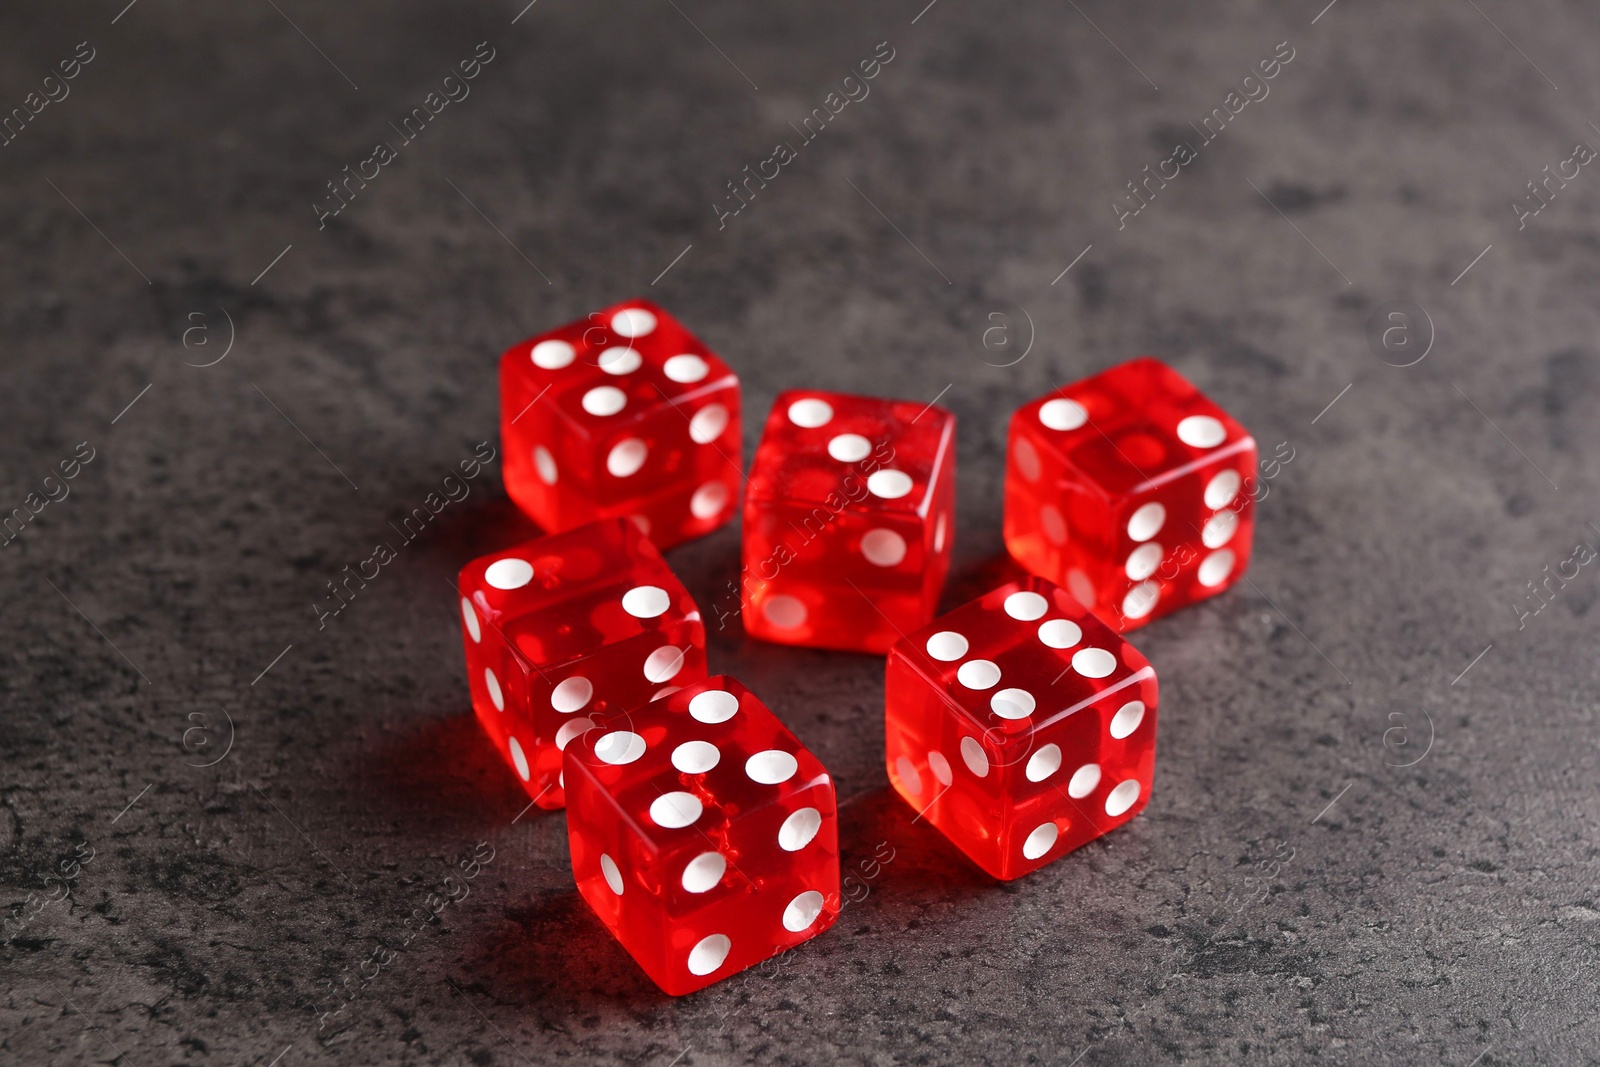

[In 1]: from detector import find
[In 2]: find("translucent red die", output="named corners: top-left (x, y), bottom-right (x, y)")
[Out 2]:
top-left (741, 389), bottom-right (956, 653)
top-left (885, 577), bottom-right (1157, 880)
top-left (499, 299), bottom-right (742, 550)
top-left (457, 518), bottom-right (707, 811)
top-left (563, 675), bottom-right (840, 995)
top-left (1003, 357), bottom-right (1256, 630)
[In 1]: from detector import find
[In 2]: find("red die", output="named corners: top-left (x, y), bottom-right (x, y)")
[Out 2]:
top-left (1003, 357), bottom-right (1256, 630)
top-left (741, 389), bottom-right (956, 653)
top-left (563, 675), bottom-right (840, 995)
top-left (457, 518), bottom-right (707, 811)
top-left (885, 578), bottom-right (1157, 880)
top-left (499, 299), bottom-right (742, 550)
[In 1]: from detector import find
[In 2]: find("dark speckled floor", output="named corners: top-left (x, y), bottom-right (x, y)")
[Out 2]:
top-left (4, 1), bottom-right (1600, 1064)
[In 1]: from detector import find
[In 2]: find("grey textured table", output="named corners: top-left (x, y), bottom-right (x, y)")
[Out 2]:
top-left (4, 2), bottom-right (1599, 1064)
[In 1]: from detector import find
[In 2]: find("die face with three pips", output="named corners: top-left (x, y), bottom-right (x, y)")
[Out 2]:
top-left (742, 388), bottom-right (956, 654)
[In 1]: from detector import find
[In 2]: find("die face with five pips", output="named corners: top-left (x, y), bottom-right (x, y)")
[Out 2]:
top-left (563, 675), bottom-right (840, 996)
top-left (886, 577), bottom-right (1158, 880)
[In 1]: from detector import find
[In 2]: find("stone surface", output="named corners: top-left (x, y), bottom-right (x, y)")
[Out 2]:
top-left (2, 1), bottom-right (1599, 1064)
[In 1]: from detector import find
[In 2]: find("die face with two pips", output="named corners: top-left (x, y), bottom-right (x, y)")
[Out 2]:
top-left (742, 389), bottom-right (956, 653)
top-left (563, 675), bottom-right (841, 996)
top-left (885, 577), bottom-right (1158, 880)
top-left (500, 299), bottom-right (742, 550)
top-left (457, 518), bottom-right (707, 810)
top-left (1004, 357), bottom-right (1256, 630)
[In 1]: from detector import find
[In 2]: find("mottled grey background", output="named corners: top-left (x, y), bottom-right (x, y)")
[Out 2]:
top-left (3, 1), bottom-right (1598, 1064)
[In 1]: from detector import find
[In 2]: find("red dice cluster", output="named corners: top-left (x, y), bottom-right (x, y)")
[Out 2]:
top-left (458, 298), bottom-right (1256, 994)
